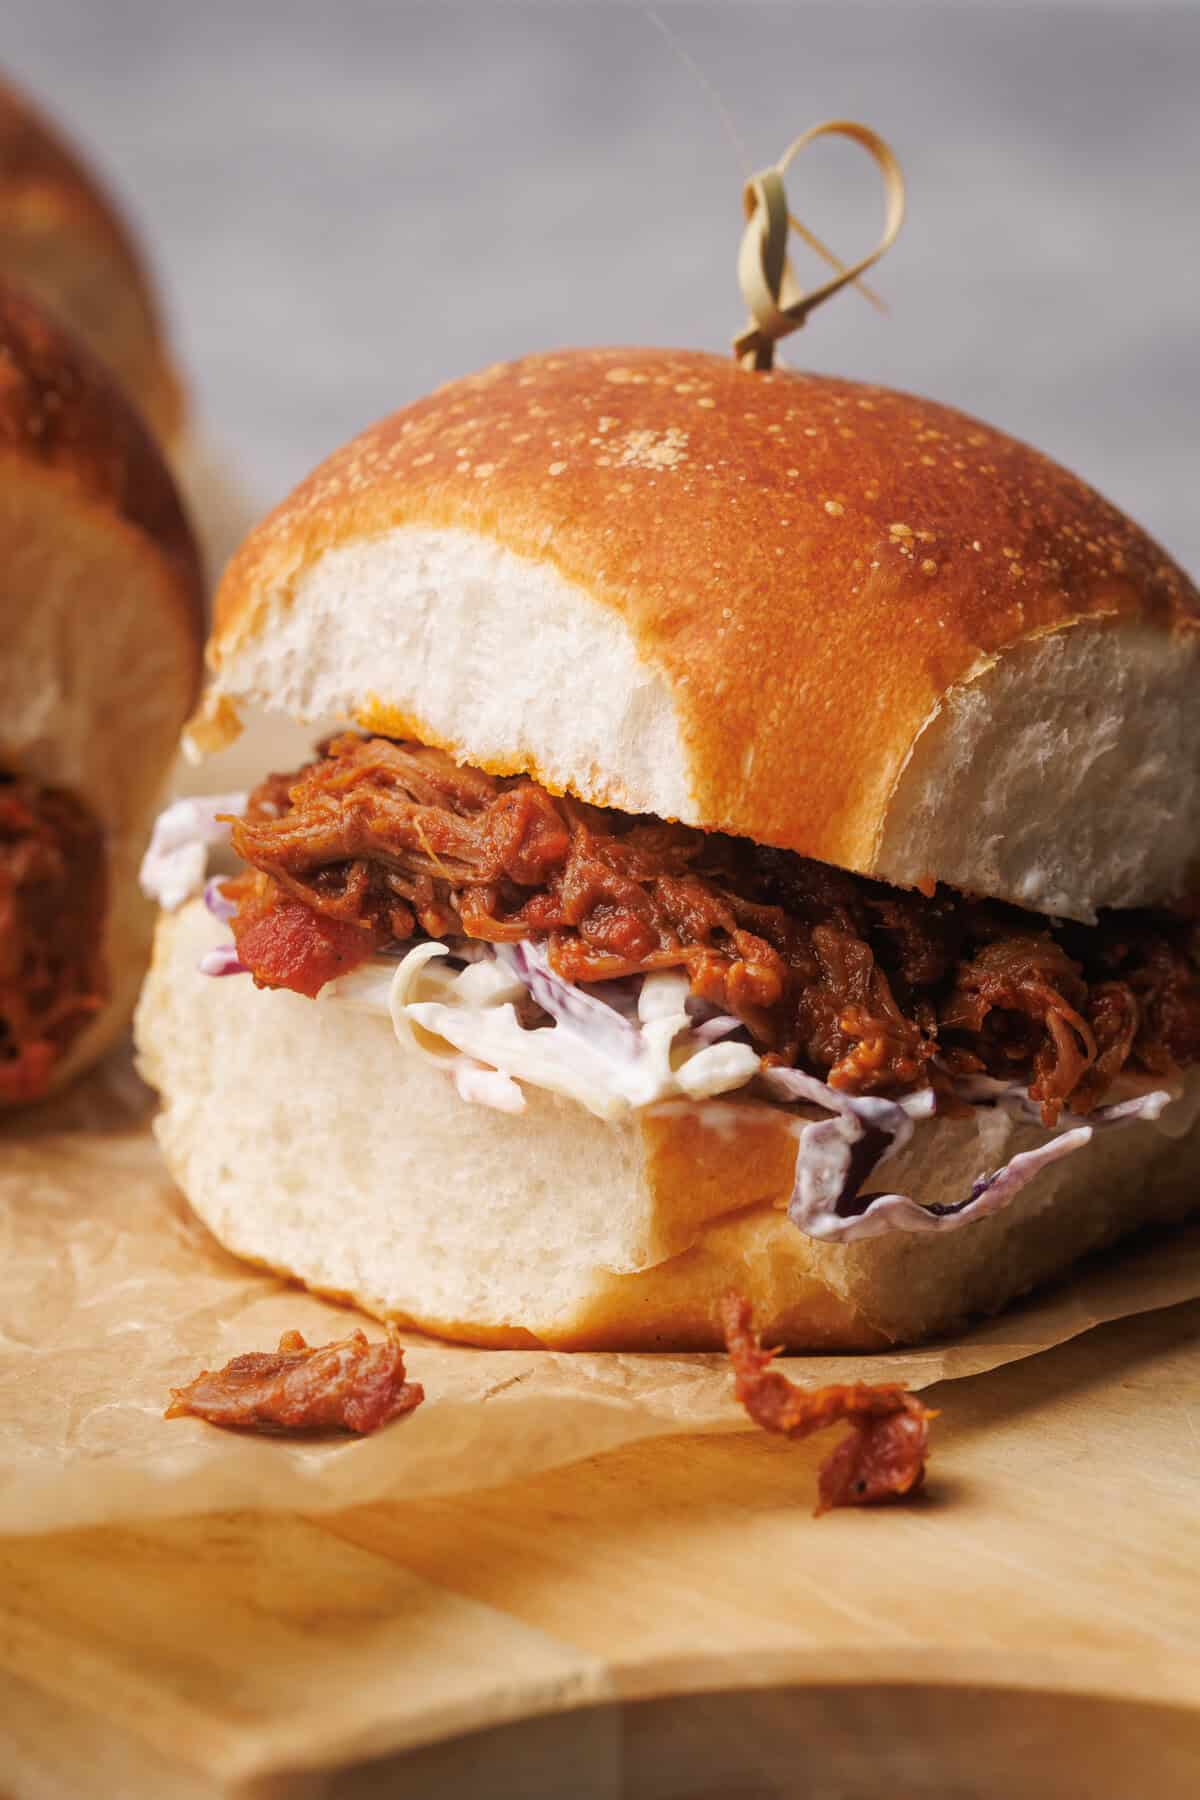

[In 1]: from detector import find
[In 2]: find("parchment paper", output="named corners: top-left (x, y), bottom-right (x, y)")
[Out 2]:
top-left (3, 1056), bottom-right (1199, 1537)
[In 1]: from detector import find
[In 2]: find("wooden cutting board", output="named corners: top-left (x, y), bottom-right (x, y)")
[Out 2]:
top-left (2, 1299), bottom-right (1199, 1800)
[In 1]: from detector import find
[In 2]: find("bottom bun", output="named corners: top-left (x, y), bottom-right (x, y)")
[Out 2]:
top-left (135, 902), bottom-right (1200, 1351)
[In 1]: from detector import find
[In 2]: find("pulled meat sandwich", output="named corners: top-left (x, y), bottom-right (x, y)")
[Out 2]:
top-left (1, 284), bottom-right (202, 1104)
top-left (136, 348), bottom-right (1200, 1349)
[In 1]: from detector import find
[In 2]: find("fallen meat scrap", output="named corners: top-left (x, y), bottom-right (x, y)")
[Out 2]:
top-left (165, 1324), bottom-right (424, 1434)
top-left (720, 1293), bottom-right (934, 1514)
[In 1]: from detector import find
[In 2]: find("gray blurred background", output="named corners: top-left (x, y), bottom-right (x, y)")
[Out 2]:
top-left (9, 0), bottom-right (1199, 572)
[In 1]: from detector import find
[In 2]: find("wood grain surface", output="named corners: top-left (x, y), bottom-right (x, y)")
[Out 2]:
top-left (2, 1299), bottom-right (1199, 1799)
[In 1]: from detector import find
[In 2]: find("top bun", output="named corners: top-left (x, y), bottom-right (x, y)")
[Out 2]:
top-left (0, 73), bottom-right (183, 442)
top-left (201, 348), bottom-right (1200, 923)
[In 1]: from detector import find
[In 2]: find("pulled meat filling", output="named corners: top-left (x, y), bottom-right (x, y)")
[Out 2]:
top-left (165, 1325), bottom-right (424, 1434)
top-left (225, 734), bottom-right (1200, 1124)
top-left (719, 1293), bottom-right (934, 1514)
top-left (0, 774), bottom-right (108, 1103)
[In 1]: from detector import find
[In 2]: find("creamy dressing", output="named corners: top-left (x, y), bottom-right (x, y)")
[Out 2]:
top-left (326, 942), bottom-right (762, 1122)
top-left (139, 794), bottom-right (247, 912)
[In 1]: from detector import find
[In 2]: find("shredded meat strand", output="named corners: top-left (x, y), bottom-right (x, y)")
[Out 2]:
top-left (164, 1325), bottom-right (424, 1434)
top-left (719, 1294), bottom-right (934, 1515)
top-left (223, 735), bottom-right (1200, 1123)
top-left (0, 775), bottom-right (108, 1103)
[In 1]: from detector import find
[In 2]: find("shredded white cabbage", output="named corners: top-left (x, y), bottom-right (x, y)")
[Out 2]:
top-left (222, 919), bottom-right (1182, 1237)
top-left (453, 1059), bottom-right (525, 1114)
top-left (139, 794), bottom-right (248, 911)
top-left (323, 942), bottom-right (762, 1120)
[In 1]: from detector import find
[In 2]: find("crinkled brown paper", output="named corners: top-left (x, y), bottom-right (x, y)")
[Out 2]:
top-left (3, 1054), bottom-right (1199, 1537)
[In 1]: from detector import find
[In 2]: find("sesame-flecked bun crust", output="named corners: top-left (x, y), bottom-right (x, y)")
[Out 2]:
top-left (0, 74), bottom-right (183, 441)
top-left (206, 348), bottom-right (1200, 915)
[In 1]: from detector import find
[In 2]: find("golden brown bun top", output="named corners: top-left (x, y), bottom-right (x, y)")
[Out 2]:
top-left (0, 280), bottom-right (204, 698)
top-left (213, 347), bottom-right (1198, 874)
top-left (0, 74), bottom-right (182, 441)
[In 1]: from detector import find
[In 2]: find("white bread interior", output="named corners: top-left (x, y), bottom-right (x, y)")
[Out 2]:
top-left (197, 525), bottom-right (1200, 922)
top-left (196, 527), bottom-right (692, 822)
top-left (877, 619), bottom-right (1200, 918)
top-left (135, 902), bottom-right (1200, 1351)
